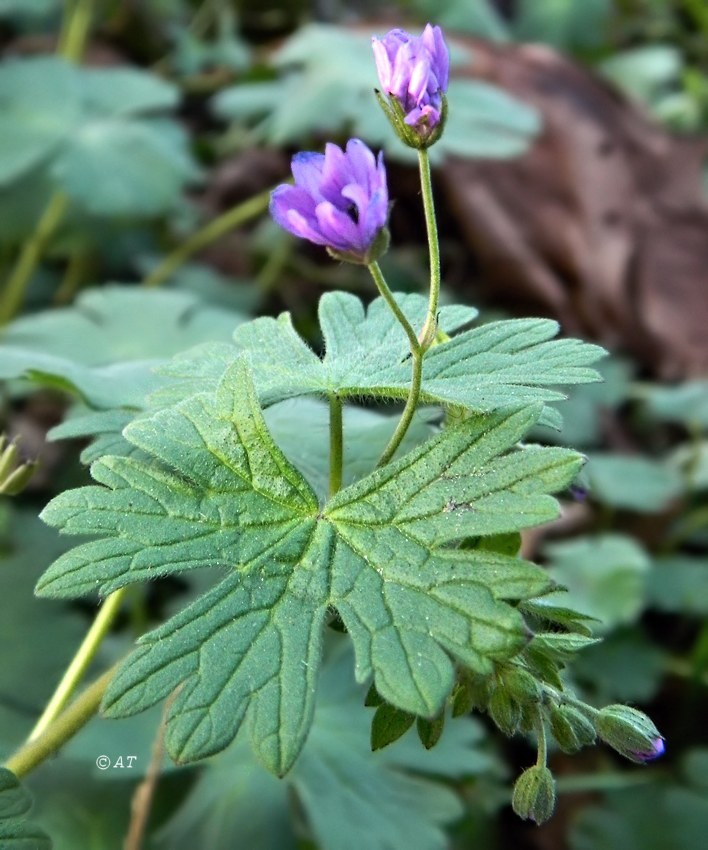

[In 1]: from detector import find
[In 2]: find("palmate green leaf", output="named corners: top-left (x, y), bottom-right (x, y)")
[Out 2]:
top-left (159, 644), bottom-right (495, 850)
top-left (156, 291), bottom-right (604, 420)
top-left (37, 359), bottom-right (582, 775)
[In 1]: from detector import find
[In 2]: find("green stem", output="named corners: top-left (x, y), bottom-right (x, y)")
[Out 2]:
top-left (0, 193), bottom-right (69, 326)
top-left (27, 588), bottom-right (127, 742)
top-left (367, 262), bottom-right (423, 467)
top-left (329, 394), bottom-right (343, 497)
top-left (5, 664), bottom-right (120, 779)
top-left (143, 188), bottom-right (273, 288)
top-left (59, 0), bottom-right (95, 62)
top-left (417, 149), bottom-right (441, 352)
top-left (535, 712), bottom-right (548, 768)
top-left (377, 350), bottom-right (423, 468)
top-left (367, 262), bottom-right (420, 354)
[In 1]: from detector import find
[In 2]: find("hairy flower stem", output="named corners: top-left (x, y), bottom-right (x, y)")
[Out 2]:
top-left (27, 588), bottom-right (127, 742)
top-left (417, 149), bottom-right (441, 352)
top-left (143, 187), bottom-right (273, 288)
top-left (367, 262), bottom-right (423, 466)
top-left (535, 712), bottom-right (549, 768)
top-left (4, 663), bottom-right (121, 779)
top-left (329, 394), bottom-right (344, 497)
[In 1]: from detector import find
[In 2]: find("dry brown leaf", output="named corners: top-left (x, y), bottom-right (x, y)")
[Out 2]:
top-left (440, 37), bottom-right (708, 378)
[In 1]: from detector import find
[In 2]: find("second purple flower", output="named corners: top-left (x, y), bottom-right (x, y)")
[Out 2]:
top-left (269, 139), bottom-right (389, 265)
top-left (372, 23), bottom-right (449, 146)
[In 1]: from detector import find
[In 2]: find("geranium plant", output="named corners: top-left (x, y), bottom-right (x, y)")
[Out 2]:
top-left (0, 21), bottom-right (664, 846)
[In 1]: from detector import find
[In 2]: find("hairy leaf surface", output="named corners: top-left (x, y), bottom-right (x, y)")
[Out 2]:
top-left (38, 359), bottom-right (582, 774)
top-left (155, 291), bottom-right (604, 415)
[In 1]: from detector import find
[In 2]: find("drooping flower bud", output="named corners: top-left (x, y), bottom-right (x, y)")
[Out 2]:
top-left (372, 24), bottom-right (449, 148)
top-left (549, 704), bottom-right (597, 753)
top-left (512, 765), bottom-right (556, 825)
top-left (269, 139), bottom-right (389, 265)
top-left (596, 705), bottom-right (665, 763)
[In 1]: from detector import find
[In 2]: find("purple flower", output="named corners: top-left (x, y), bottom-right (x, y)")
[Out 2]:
top-left (269, 139), bottom-right (389, 264)
top-left (372, 24), bottom-right (449, 143)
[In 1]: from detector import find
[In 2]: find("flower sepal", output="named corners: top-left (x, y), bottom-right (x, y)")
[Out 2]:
top-left (376, 88), bottom-right (448, 150)
top-left (327, 225), bottom-right (390, 266)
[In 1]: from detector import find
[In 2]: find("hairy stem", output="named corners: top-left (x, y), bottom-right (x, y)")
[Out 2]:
top-left (367, 262), bottom-right (423, 466)
top-left (417, 148), bottom-right (441, 352)
top-left (377, 349), bottom-right (423, 468)
top-left (0, 193), bottom-right (69, 326)
top-left (535, 711), bottom-right (548, 768)
top-left (367, 261), bottom-right (420, 354)
top-left (28, 588), bottom-right (127, 742)
top-left (143, 188), bottom-right (272, 288)
top-left (5, 664), bottom-right (120, 779)
top-left (329, 394), bottom-right (344, 497)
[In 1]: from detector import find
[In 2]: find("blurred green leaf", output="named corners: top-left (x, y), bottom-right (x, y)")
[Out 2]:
top-left (213, 24), bottom-right (540, 163)
top-left (640, 380), bottom-right (708, 429)
top-left (513, 0), bottom-right (613, 51)
top-left (157, 643), bottom-right (496, 850)
top-left (646, 556), bottom-right (708, 617)
top-left (408, 0), bottom-right (510, 39)
top-left (572, 630), bottom-right (667, 703)
top-left (570, 781), bottom-right (708, 850)
top-left (0, 508), bottom-right (85, 751)
top-left (543, 534), bottom-right (650, 631)
top-left (668, 442), bottom-right (708, 491)
top-left (600, 45), bottom-right (683, 106)
top-left (0, 57), bottom-right (80, 185)
top-left (0, 287), bottom-right (246, 408)
top-left (585, 454), bottom-right (683, 513)
top-left (0, 57), bottom-right (196, 217)
top-left (0, 768), bottom-right (50, 850)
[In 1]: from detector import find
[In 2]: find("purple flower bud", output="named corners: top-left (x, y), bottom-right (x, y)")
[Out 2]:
top-left (372, 24), bottom-right (449, 145)
top-left (596, 705), bottom-right (665, 764)
top-left (269, 139), bottom-right (389, 264)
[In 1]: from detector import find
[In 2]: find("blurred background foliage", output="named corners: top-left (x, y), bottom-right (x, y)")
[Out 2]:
top-left (0, 1), bottom-right (706, 848)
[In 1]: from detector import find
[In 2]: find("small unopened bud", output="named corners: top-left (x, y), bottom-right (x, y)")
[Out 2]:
top-left (596, 705), bottom-right (665, 763)
top-left (489, 667), bottom-right (539, 736)
top-left (489, 686), bottom-right (521, 736)
top-left (512, 765), bottom-right (556, 825)
top-left (0, 436), bottom-right (37, 496)
top-left (549, 704), bottom-right (596, 753)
